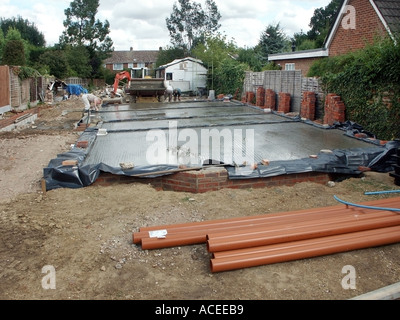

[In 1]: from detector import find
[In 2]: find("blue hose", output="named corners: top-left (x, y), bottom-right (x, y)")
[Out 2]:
top-left (333, 195), bottom-right (400, 212)
top-left (364, 190), bottom-right (400, 195)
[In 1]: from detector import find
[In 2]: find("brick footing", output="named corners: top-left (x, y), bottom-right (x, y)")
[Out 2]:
top-left (92, 167), bottom-right (334, 193)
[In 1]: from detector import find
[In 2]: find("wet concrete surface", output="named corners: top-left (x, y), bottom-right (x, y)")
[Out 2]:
top-left (82, 101), bottom-right (378, 169)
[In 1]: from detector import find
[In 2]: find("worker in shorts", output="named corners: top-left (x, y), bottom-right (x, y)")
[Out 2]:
top-left (164, 84), bottom-right (174, 102)
top-left (81, 93), bottom-right (102, 112)
top-left (173, 88), bottom-right (182, 102)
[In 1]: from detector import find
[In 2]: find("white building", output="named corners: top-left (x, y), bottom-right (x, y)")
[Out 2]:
top-left (155, 57), bottom-right (208, 95)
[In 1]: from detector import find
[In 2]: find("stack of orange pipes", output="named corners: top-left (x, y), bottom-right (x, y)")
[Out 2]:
top-left (132, 197), bottom-right (400, 273)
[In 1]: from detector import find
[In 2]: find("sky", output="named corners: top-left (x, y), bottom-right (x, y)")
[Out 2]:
top-left (0, 0), bottom-right (332, 51)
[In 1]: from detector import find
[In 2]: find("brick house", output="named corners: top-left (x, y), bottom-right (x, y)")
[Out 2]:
top-left (104, 47), bottom-right (160, 78)
top-left (268, 0), bottom-right (400, 76)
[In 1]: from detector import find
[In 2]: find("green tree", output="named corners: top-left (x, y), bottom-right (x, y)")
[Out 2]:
top-left (0, 16), bottom-right (46, 47)
top-left (310, 36), bottom-right (400, 140)
top-left (192, 33), bottom-right (241, 93)
top-left (256, 23), bottom-right (291, 60)
top-left (39, 50), bottom-right (69, 79)
top-left (166, 0), bottom-right (221, 55)
top-left (307, 0), bottom-right (343, 47)
top-left (0, 28), bottom-right (4, 62)
top-left (192, 33), bottom-right (237, 69)
top-left (155, 46), bottom-right (185, 68)
top-left (65, 45), bottom-right (91, 78)
top-left (2, 40), bottom-right (25, 66)
top-left (237, 47), bottom-right (264, 72)
top-left (2, 28), bottom-right (26, 66)
top-left (213, 58), bottom-right (248, 96)
top-left (59, 0), bottom-right (114, 77)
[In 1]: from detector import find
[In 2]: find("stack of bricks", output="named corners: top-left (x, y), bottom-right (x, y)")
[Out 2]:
top-left (324, 93), bottom-right (346, 126)
top-left (245, 91), bottom-right (255, 105)
top-left (301, 91), bottom-right (316, 121)
top-left (278, 92), bottom-right (291, 114)
top-left (256, 87), bottom-right (265, 108)
top-left (265, 89), bottom-right (276, 110)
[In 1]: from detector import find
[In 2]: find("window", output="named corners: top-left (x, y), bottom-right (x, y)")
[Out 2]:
top-left (113, 63), bottom-right (123, 71)
top-left (128, 63), bottom-right (134, 69)
top-left (166, 73), bottom-right (173, 81)
top-left (285, 63), bottom-right (295, 71)
top-left (137, 63), bottom-right (145, 68)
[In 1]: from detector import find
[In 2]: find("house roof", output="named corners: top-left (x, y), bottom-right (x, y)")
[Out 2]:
top-left (373, 0), bottom-right (400, 33)
top-left (268, 48), bottom-right (329, 61)
top-left (104, 50), bottom-right (160, 64)
top-left (269, 0), bottom-right (400, 62)
top-left (156, 57), bottom-right (206, 70)
top-left (325, 0), bottom-right (400, 49)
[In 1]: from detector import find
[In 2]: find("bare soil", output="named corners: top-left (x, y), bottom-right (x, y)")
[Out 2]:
top-left (1, 99), bottom-right (400, 301)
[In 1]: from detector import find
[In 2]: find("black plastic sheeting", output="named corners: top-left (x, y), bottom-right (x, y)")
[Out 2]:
top-left (43, 132), bottom-right (400, 191)
top-left (43, 128), bottom-right (181, 190)
top-left (227, 140), bottom-right (400, 180)
top-left (43, 115), bottom-right (400, 191)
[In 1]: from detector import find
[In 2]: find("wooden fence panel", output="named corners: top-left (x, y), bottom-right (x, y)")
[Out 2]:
top-left (0, 66), bottom-right (10, 112)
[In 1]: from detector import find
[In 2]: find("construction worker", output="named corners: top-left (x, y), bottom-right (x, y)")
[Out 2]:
top-left (164, 84), bottom-right (174, 102)
top-left (173, 88), bottom-right (182, 102)
top-left (81, 93), bottom-right (102, 112)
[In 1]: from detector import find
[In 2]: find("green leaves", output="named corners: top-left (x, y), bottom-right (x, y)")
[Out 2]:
top-left (59, 0), bottom-right (113, 53)
top-left (314, 37), bottom-right (400, 140)
top-left (166, 0), bottom-right (221, 55)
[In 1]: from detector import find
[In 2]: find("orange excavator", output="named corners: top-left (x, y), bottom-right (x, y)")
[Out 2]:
top-left (111, 71), bottom-right (131, 97)
top-left (110, 70), bottom-right (166, 102)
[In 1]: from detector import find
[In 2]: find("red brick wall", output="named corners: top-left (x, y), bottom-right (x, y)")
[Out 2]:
top-left (265, 89), bottom-right (276, 110)
top-left (301, 92), bottom-right (316, 121)
top-left (278, 93), bottom-right (291, 114)
top-left (92, 168), bottom-right (332, 194)
top-left (243, 91), bottom-right (255, 105)
top-left (329, 0), bottom-right (388, 57)
top-left (256, 87), bottom-right (265, 108)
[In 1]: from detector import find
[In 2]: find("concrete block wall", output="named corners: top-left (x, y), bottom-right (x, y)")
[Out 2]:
top-left (0, 108), bottom-right (40, 131)
top-left (243, 71), bottom-right (306, 114)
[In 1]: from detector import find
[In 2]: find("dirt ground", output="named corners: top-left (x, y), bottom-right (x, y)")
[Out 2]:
top-left (1, 98), bottom-right (400, 302)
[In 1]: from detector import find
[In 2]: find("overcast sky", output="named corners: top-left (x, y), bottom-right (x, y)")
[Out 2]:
top-left (0, 0), bottom-right (332, 50)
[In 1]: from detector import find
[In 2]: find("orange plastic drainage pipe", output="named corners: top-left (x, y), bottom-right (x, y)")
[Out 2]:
top-left (206, 214), bottom-right (400, 253)
top-left (133, 209), bottom-right (351, 245)
top-left (135, 208), bottom-right (390, 248)
top-left (141, 232), bottom-right (207, 250)
top-left (212, 223), bottom-right (400, 260)
top-left (210, 225), bottom-right (400, 273)
top-left (139, 197), bottom-right (400, 234)
top-left (206, 210), bottom-right (397, 242)
top-left (133, 198), bottom-right (400, 245)
top-left (139, 210), bottom-right (398, 250)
